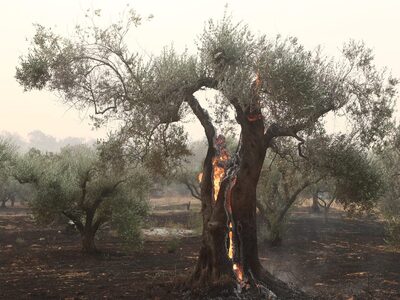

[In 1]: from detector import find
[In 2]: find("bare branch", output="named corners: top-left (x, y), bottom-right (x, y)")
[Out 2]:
top-left (185, 94), bottom-right (215, 145)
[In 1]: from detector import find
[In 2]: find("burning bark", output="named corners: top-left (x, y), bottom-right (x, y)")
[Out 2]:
top-left (212, 135), bottom-right (247, 286)
top-left (212, 135), bottom-right (230, 202)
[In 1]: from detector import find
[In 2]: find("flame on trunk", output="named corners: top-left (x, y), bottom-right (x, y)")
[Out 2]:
top-left (225, 175), bottom-right (244, 283)
top-left (211, 135), bottom-right (244, 283)
top-left (198, 172), bottom-right (203, 183)
top-left (212, 135), bottom-right (230, 202)
top-left (228, 222), bottom-right (234, 259)
top-left (233, 263), bottom-right (244, 281)
top-left (228, 222), bottom-right (244, 282)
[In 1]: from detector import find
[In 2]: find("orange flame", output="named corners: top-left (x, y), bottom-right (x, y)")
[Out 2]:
top-left (225, 177), bottom-right (244, 282)
top-left (228, 222), bottom-right (234, 259)
top-left (212, 153), bottom-right (229, 201)
top-left (212, 136), bottom-right (230, 202)
top-left (211, 135), bottom-right (244, 282)
top-left (198, 172), bottom-right (203, 183)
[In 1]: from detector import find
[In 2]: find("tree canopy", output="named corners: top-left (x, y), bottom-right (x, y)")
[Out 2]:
top-left (15, 12), bottom-right (397, 154)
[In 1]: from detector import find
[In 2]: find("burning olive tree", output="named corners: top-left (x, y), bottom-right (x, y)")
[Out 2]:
top-left (16, 10), bottom-right (397, 299)
top-left (14, 145), bottom-right (150, 253)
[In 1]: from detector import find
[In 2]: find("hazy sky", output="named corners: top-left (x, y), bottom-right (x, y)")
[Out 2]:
top-left (1, 0), bottom-right (399, 142)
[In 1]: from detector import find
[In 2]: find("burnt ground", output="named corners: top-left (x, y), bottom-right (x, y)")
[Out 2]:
top-left (260, 209), bottom-right (400, 300)
top-left (0, 203), bottom-right (399, 300)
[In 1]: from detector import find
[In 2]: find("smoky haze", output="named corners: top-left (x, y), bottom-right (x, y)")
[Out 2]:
top-left (1, 130), bottom-right (95, 153)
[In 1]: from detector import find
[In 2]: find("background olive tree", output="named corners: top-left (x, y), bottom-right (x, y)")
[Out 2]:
top-left (14, 144), bottom-right (150, 253)
top-left (257, 135), bottom-right (383, 246)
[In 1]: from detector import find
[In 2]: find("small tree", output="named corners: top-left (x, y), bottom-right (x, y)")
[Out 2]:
top-left (257, 135), bottom-right (383, 245)
top-left (310, 180), bottom-right (337, 222)
top-left (15, 144), bottom-right (149, 253)
top-left (257, 143), bottom-right (320, 245)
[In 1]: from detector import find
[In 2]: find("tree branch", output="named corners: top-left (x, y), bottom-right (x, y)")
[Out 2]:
top-left (264, 103), bottom-right (335, 149)
top-left (62, 211), bottom-right (84, 233)
top-left (183, 178), bottom-right (201, 200)
top-left (185, 94), bottom-right (215, 145)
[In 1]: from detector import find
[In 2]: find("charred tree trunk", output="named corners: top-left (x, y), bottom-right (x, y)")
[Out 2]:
top-left (230, 119), bottom-right (266, 279)
top-left (190, 140), bottom-right (231, 284)
top-left (191, 120), bottom-right (266, 281)
top-left (185, 85), bottom-right (311, 298)
top-left (191, 121), bottom-right (310, 298)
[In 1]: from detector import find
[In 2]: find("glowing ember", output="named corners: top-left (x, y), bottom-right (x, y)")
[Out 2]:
top-left (233, 263), bottom-right (244, 281)
top-left (197, 172), bottom-right (203, 183)
top-left (228, 222), bottom-right (234, 259)
top-left (247, 114), bottom-right (263, 122)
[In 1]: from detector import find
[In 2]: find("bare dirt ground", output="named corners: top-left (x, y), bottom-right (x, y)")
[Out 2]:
top-left (0, 200), bottom-right (399, 300)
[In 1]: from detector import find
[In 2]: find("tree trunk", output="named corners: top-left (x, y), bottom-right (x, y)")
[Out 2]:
top-left (0, 199), bottom-right (6, 208)
top-left (81, 228), bottom-right (97, 254)
top-left (311, 192), bottom-right (320, 213)
top-left (323, 207), bottom-right (329, 223)
top-left (191, 119), bottom-right (310, 299)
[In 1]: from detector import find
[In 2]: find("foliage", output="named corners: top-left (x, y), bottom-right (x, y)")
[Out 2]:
top-left (257, 139), bottom-right (316, 244)
top-left (198, 14), bottom-right (397, 146)
top-left (14, 144), bottom-right (150, 250)
top-left (307, 135), bottom-right (383, 212)
top-left (16, 11), bottom-right (397, 171)
top-left (0, 139), bottom-right (19, 207)
top-left (15, 14), bottom-right (192, 176)
top-left (378, 128), bottom-right (400, 244)
top-left (257, 134), bottom-right (383, 244)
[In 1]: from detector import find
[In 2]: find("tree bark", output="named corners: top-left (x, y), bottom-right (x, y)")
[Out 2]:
top-left (191, 121), bottom-right (311, 298)
top-left (81, 228), bottom-right (97, 254)
top-left (80, 208), bottom-right (101, 254)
